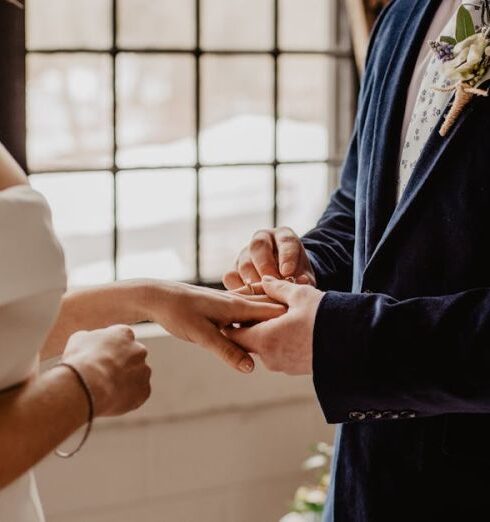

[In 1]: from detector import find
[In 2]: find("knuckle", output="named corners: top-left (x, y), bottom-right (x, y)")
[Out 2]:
top-left (110, 324), bottom-right (135, 341)
top-left (228, 295), bottom-right (242, 308)
top-left (294, 285), bottom-right (311, 300)
top-left (238, 259), bottom-right (255, 274)
top-left (277, 226), bottom-right (295, 237)
top-left (254, 228), bottom-right (272, 237)
top-left (121, 326), bottom-right (136, 341)
top-left (278, 234), bottom-right (298, 246)
top-left (134, 342), bottom-right (148, 359)
top-left (221, 345), bottom-right (239, 364)
top-left (250, 236), bottom-right (269, 251)
top-left (236, 247), bottom-right (248, 266)
top-left (223, 270), bottom-right (240, 284)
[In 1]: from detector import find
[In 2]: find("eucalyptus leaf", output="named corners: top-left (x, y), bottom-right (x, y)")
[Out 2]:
top-left (455, 6), bottom-right (475, 42)
top-left (440, 35), bottom-right (457, 46)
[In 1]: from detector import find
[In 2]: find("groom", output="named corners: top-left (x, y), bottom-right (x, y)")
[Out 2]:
top-left (224, 0), bottom-right (490, 520)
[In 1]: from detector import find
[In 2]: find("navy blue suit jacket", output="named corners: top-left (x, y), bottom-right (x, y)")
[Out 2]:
top-left (302, 0), bottom-right (490, 520)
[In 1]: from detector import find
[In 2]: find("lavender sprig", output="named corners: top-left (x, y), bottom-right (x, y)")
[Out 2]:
top-left (429, 40), bottom-right (455, 62)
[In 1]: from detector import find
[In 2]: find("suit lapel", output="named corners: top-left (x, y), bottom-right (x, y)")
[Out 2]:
top-left (364, 0), bottom-right (441, 261)
top-left (364, 84), bottom-right (490, 278)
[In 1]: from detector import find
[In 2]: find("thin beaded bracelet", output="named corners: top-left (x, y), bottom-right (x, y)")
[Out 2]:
top-left (55, 362), bottom-right (95, 459)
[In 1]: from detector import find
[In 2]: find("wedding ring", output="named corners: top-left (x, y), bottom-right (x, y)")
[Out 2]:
top-left (285, 276), bottom-right (296, 283)
top-left (245, 282), bottom-right (256, 295)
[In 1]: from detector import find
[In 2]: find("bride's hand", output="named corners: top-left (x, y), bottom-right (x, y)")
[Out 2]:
top-left (145, 282), bottom-right (286, 374)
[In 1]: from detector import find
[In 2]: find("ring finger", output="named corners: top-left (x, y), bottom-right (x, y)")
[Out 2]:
top-left (237, 249), bottom-right (261, 284)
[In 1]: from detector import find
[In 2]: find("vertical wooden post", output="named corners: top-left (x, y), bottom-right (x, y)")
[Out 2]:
top-left (345, 0), bottom-right (371, 74)
top-left (0, 1), bottom-right (26, 170)
top-left (345, 0), bottom-right (389, 74)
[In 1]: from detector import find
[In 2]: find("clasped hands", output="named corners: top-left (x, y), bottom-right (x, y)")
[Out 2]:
top-left (93, 227), bottom-right (323, 382)
top-left (222, 227), bottom-right (324, 376)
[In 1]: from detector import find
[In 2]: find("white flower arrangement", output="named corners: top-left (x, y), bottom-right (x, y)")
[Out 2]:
top-left (279, 442), bottom-right (333, 522)
top-left (429, 4), bottom-right (490, 136)
top-left (443, 32), bottom-right (490, 82)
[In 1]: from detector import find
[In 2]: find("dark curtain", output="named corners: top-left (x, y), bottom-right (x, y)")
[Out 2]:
top-left (0, 2), bottom-right (26, 170)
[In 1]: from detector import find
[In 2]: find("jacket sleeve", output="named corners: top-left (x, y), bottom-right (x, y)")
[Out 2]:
top-left (313, 288), bottom-right (490, 424)
top-left (301, 127), bottom-right (358, 292)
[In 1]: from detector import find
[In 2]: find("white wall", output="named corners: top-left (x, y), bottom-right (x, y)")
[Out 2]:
top-left (37, 325), bottom-right (334, 522)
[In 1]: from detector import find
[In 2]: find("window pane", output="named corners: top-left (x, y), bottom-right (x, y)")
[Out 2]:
top-left (200, 56), bottom-right (273, 164)
top-left (27, 54), bottom-right (113, 172)
top-left (279, 0), bottom-right (328, 50)
top-left (201, 0), bottom-right (273, 50)
top-left (117, 170), bottom-right (196, 280)
top-left (337, 59), bottom-right (356, 157)
top-left (26, 0), bottom-right (111, 50)
top-left (278, 55), bottom-right (329, 162)
top-left (200, 167), bottom-right (273, 281)
top-left (118, 0), bottom-right (195, 49)
top-left (30, 172), bottom-right (114, 285)
top-left (277, 164), bottom-right (332, 236)
top-left (117, 54), bottom-right (195, 168)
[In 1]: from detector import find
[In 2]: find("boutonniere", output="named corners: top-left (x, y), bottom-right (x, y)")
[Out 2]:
top-left (429, 3), bottom-right (490, 136)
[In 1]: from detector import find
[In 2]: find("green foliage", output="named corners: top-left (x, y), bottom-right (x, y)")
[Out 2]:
top-left (455, 6), bottom-right (475, 43)
top-left (440, 35), bottom-right (457, 46)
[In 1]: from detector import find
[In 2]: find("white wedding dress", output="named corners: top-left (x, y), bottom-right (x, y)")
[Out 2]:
top-left (0, 185), bottom-right (66, 522)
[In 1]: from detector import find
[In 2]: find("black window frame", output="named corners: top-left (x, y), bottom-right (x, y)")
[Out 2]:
top-left (12, 0), bottom-right (354, 286)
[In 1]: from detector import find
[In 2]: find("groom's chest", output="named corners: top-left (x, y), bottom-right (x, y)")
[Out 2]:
top-left (357, 0), bottom-right (489, 222)
top-left (353, 0), bottom-right (490, 295)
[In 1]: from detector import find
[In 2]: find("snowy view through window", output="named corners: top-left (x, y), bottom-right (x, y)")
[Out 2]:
top-left (26, 0), bottom-right (354, 285)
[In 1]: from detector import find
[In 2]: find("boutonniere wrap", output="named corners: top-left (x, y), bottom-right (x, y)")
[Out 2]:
top-left (429, 5), bottom-right (490, 136)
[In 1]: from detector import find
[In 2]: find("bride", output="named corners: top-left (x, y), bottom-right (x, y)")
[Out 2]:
top-left (0, 138), bottom-right (283, 521)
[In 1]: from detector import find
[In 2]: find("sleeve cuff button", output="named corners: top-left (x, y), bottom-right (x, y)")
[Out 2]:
top-left (349, 411), bottom-right (366, 421)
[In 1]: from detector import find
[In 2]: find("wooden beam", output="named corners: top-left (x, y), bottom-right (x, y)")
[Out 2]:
top-left (0, 1), bottom-right (26, 170)
top-left (345, 0), bottom-right (371, 74)
top-left (345, 0), bottom-right (390, 74)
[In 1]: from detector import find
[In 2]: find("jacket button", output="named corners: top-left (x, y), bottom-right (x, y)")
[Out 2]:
top-left (400, 410), bottom-right (415, 419)
top-left (366, 410), bottom-right (382, 420)
top-left (381, 410), bottom-right (395, 419)
top-left (349, 411), bottom-right (366, 421)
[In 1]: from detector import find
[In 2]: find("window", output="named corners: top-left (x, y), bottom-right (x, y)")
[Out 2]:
top-left (25, 0), bottom-right (355, 286)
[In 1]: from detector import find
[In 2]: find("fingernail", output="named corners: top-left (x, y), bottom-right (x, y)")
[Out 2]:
top-left (239, 358), bottom-right (254, 373)
top-left (297, 274), bottom-right (309, 284)
top-left (262, 275), bottom-right (276, 282)
top-left (281, 262), bottom-right (294, 275)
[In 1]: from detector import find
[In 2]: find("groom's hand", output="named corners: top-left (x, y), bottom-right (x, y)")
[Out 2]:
top-left (225, 276), bottom-right (324, 375)
top-left (223, 227), bottom-right (316, 291)
top-left (146, 282), bottom-right (286, 374)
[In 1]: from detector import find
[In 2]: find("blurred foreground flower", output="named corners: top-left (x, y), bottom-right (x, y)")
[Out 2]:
top-left (279, 442), bottom-right (333, 522)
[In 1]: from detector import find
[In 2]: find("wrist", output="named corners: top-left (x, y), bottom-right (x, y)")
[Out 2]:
top-left (140, 279), bottom-right (174, 324)
top-left (48, 365), bottom-right (91, 424)
top-left (59, 354), bottom-right (109, 417)
top-left (120, 278), bottom-right (168, 324)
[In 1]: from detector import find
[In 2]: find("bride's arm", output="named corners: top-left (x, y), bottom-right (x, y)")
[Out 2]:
top-left (1, 323), bottom-right (152, 489)
top-left (0, 367), bottom-right (88, 489)
top-left (42, 279), bottom-right (285, 373)
top-left (0, 142), bottom-right (28, 190)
